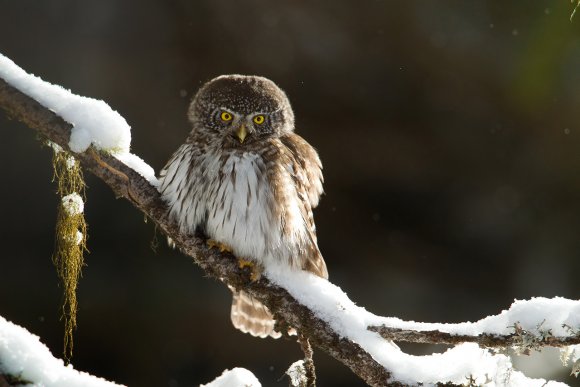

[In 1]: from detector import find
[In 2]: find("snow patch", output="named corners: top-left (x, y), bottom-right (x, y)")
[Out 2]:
top-left (561, 345), bottom-right (580, 377)
top-left (62, 193), bottom-right (84, 216)
top-left (74, 230), bottom-right (83, 245)
top-left (115, 152), bottom-right (159, 187)
top-left (0, 315), bottom-right (123, 386)
top-left (374, 297), bottom-right (580, 338)
top-left (200, 368), bottom-right (261, 387)
top-left (0, 53), bottom-right (159, 186)
top-left (286, 360), bottom-right (307, 386)
top-left (0, 54), bottom-right (130, 154)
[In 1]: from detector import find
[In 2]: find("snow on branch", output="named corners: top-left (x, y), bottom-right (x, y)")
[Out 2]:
top-left (1, 52), bottom-right (579, 386)
top-left (0, 54), bottom-right (157, 185)
top-left (200, 368), bottom-right (262, 387)
top-left (0, 316), bottom-right (122, 387)
top-left (369, 297), bottom-right (580, 350)
top-left (0, 315), bottom-right (264, 387)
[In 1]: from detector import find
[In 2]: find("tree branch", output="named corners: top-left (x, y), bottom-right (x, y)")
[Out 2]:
top-left (299, 335), bottom-right (317, 387)
top-left (369, 325), bottom-right (580, 350)
top-left (0, 78), bottom-right (398, 386)
top-left (3, 73), bottom-right (579, 386)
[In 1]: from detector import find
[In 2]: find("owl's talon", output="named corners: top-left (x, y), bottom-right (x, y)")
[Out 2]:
top-left (238, 258), bottom-right (262, 282)
top-left (207, 239), bottom-right (232, 253)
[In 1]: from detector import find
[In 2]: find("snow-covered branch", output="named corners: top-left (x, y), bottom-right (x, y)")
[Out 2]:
top-left (369, 297), bottom-right (580, 351)
top-left (0, 55), bottom-right (392, 386)
top-left (0, 316), bottom-right (122, 387)
top-left (0, 314), bottom-right (262, 387)
top-left (370, 325), bottom-right (580, 350)
top-left (1, 53), bottom-right (579, 386)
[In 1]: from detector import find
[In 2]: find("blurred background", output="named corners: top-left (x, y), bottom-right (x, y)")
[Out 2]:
top-left (1, 0), bottom-right (580, 386)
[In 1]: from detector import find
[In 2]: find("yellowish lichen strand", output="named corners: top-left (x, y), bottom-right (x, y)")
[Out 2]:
top-left (51, 147), bottom-right (88, 363)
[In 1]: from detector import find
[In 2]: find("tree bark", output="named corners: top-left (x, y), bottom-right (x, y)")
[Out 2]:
top-left (368, 325), bottom-right (580, 349)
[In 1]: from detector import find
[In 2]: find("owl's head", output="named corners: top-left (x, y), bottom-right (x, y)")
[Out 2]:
top-left (188, 75), bottom-right (295, 146)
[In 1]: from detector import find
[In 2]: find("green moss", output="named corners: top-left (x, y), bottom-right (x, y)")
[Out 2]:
top-left (51, 147), bottom-right (88, 363)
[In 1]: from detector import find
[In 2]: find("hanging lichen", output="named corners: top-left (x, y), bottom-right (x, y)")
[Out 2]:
top-left (51, 143), bottom-right (88, 363)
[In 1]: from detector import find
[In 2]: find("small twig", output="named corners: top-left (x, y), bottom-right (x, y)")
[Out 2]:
top-left (299, 335), bottom-right (316, 387)
top-left (368, 325), bottom-right (580, 349)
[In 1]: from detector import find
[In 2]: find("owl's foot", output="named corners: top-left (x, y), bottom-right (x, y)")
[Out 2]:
top-left (238, 258), bottom-right (262, 282)
top-left (207, 239), bottom-right (232, 253)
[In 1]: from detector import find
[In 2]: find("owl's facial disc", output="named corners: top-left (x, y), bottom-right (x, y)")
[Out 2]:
top-left (231, 117), bottom-right (261, 144)
top-left (189, 75), bottom-right (295, 141)
top-left (220, 111), bottom-right (269, 145)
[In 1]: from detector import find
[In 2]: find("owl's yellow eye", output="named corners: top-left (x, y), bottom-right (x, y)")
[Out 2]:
top-left (253, 115), bottom-right (265, 125)
top-left (220, 111), bottom-right (233, 122)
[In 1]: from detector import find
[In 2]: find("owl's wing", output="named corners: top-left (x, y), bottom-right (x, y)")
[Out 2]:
top-left (157, 140), bottom-right (203, 243)
top-left (280, 133), bottom-right (324, 209)
top-left (280, 133), bottom-right (328, 279)
top-left (157, 143), bottom-right (192, 248)
top-left (158, 141), bottom-right (193, 188)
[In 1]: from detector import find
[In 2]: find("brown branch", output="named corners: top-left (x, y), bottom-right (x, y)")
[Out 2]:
top-left (299, 335), bottom-right (316, 387)
top-left (369, 325), bottom-right (580, 349)
top-left (0, 78), bottom-right (401, 386)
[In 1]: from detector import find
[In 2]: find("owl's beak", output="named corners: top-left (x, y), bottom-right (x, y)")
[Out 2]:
top-left (235, 124), bottom-right (248, 143)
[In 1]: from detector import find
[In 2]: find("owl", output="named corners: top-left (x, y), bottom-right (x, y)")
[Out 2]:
top-left (159, 75), bottom-right (327, 338)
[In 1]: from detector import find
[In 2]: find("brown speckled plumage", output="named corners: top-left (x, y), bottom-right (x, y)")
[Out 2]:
top-left (159, 75), bottom-right (327, 338)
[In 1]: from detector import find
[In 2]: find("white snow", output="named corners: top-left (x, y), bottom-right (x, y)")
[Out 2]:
top-left (376, 296), bottom-right (580, 338)
top-left (66, 154), bottom-right (77, 169)
top-left (561, 345), bottom-right (580, 377)
top-left (114, 152), bottom-right (159, 187)
top-left (49, 142), bottom-right (77, 169)
top-left (61, 193), bottom-right (84, 216)
top-left (0, 54), bottom-right (129, 154)
top-left (0, 315), bottom-right (123, 387)
top-left (200, 368), bottom-right (261, 387)
top-left (286, 360), bottom-right (307, 386)
top-left (0, 53), bottom-right (159, 186)
top-left (265, 264), bottom-right (577, 386)
top-left (74, 230), bottom-right (84, 245)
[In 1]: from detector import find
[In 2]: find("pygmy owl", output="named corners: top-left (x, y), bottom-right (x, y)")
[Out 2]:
top-left (159, 75), bottom-right (328, 338)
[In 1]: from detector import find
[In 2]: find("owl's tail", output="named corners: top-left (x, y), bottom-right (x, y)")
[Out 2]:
top-left (230, 290), bottom-right (285, 339)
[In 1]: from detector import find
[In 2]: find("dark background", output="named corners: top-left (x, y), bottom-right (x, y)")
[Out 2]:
top-left (1, 1), bottom-right (579, 386)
